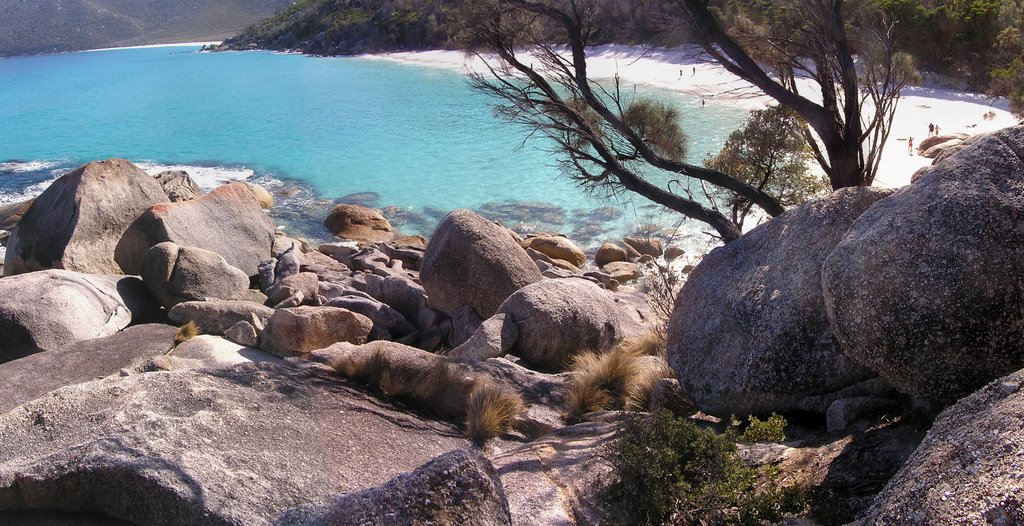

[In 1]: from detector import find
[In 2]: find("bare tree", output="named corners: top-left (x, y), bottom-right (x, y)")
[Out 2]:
top-left (454, 0), bottom-right (915, 242)
top-left (674, 0), bottom-right (915, 188)
top-left (456, 0), bottom-right (785, 242)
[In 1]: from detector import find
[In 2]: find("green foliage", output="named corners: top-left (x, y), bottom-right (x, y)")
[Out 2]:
top-left (622, 99), bottom-right (689, 162)
top-left (739, 413), bottom-right (788, 444)
top-left (606, 411), bottom-right (806, 525)
top-left (705, 105), bottom-right (829, 228)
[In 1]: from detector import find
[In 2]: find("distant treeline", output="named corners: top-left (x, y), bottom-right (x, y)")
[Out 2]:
top-left (221, 0), bottom-right (690, 54)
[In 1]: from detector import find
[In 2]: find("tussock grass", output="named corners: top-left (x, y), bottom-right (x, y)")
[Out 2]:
top-left (567, 345), bottom-right (674, 421)
top-left (465, 382), bottom-right (525, 443)
top-left (619, 330), bottom-right (667, 358)
top-left (174, 321), bottom-right (200, 345)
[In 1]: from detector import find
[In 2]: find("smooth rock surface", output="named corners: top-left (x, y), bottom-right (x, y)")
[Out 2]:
top-left (0, 324), bottom-right (176, 413)
top-left (522, 235), bottom-right (586, 268)
top-left (140, 243), bottom-right (250, 308)
top-left (0, 362), bottom-right (468, 525)
top-left (421, 209), bottom-right (542, 319)
top-left (824, 126), bottom-right (1024, 405)
top-left (668, 187), bottom-right (890, 416)
top-left (0, 270), bottom-right (158, 363)
top-left (119, 182), bottom-right (275, 276)
top-left (4, 159), bottom-right (169, 276)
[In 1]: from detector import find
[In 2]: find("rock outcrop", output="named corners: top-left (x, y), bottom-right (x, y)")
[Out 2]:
top-left (168, 300), bottom-right (274, 336)
top-left (864, 369), bottom-right (1024, 525)
top-left (153, 170), bottom-right (203, 202)
top-left (260, 306), bottom-right (372, 357)
top-left (0, 270), bottom-right (157, 363)
top-left (668, 187), bottom-right (891, 416)
top-left (0, 199), bottom-right (32, 231)
top-left (0, 362), bottom-right (470, 525)
top-left (421, 209), bottom-right (542, 319)
top-left (522, 235), bottom-right (586, 268)
top-left (279, 449), bottom-right (511, 526)
top-left (140, 242), bottom-right (250, 309)
top-left (4, 159), bottom-right (169, 276)
top-left (0, 324), bottom-right (176, 413)
top-left (119, 182), bottom-right (275, 276)
top-left (452, 278), bottom-right (627, 371)
top-left (823, 126), bottom-right (1024, 406)
top-left (323, 204), bottom-right (394, 243)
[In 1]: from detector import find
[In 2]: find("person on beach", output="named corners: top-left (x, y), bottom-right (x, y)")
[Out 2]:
top-left (701, 97), bottom-right (705, 107)
top-left (935, 124), bottom-right (940, 135)
top-left (692, 66), bottom-right (696, 76)
top-left (908, 137), bottom-right (914, 155)
top-left (928, 123), bottom-right (934, 136)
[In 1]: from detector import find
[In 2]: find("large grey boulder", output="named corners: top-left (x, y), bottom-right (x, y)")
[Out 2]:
top-left (668, 187), bottom-right (891, 417)
top-left (452, 278), bottom-right (627, 371)
top-left (421, 209), bottom-right (542, 319)
top-left (279, 449), bottom-right (511, 526)
top-left (325, 295), bottom-right (415, 341)
top-left (168, 301), bottom-right (274, 335)
top-left (4, 159), bottom-right (169, 276)
top-left (0, 324), bottom-right (176, 413)
top-left (119, 182), bottom-right (275, 276)
top-left (0, 270), bottom-right (158, 363)
top-left (823, 126), bottom-right (1024, 406)
top-left (140, 242), bottom-right (250, 309)
top-left (864, 369), bottom-right (1024, 525)
top-left (0, 362), bottom-right (469, 525)
top-left (153, 170), bottom-right (204, 202)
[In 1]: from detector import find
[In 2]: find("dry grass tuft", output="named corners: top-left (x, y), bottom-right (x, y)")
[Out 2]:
top-left (566, 349), bottom-right (642, 421)
top-left (625, 359), bottom-right (674, 411)
top-left (174, 321), bottom-right (200, 345)
top-left (465, 382), bottom-right (525, 443)
top-left (339, 349), bottom-right (474, 420)
top-left (619, 329), bottom-right (667, 358)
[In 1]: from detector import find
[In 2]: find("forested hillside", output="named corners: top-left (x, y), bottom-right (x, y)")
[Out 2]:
top-left (0, 0), bottom-right (294, 57)
top-left (222, 0), bottom-right (685, 54)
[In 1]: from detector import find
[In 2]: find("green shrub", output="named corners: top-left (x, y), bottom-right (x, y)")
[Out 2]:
top-left (606, 411), bottom-right (805, 525)
top-left (739, 413), bottom-right (788, 444)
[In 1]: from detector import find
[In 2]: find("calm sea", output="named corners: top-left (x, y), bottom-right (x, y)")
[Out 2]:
top-left (0, 45), bottom-right (748, 254)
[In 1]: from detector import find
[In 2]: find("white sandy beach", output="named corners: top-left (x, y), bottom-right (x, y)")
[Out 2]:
top-left (365, 45), bottom-right (1019, 189)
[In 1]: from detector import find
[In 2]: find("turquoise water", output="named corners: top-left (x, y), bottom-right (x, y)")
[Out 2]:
top-left (0, 45), bottom-right (749, 249)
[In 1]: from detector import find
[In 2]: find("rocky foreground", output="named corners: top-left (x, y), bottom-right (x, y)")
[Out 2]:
top-left (0, 126), bottom-right (1022, 525)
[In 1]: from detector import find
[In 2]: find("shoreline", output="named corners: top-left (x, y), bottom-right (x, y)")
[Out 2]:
top-left (362, 45), bottom-right (1018, 188)
top-left (83, 41), bottom-right (222, 53)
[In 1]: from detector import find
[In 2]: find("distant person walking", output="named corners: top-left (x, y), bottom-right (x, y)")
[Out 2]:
top-left (908, 137), bottom-right (914, 155)
top-left (928, 123), bottom-right (934, 136)
top-left (692, 66), bottom-right (696, 76)
top-left (701, 97), bottom-right (705, 107)
top-left (935, 124), bottom-right (940, 136)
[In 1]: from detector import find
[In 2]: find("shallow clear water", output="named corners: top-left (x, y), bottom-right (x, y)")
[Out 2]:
top-left (0, 45), bottom-right (748, 251)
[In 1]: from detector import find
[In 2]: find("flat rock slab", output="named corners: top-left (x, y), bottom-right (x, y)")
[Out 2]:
top-left (0, 324), bottom-right (177, 414)
top-left (0, 362), bottom-right (468, 525)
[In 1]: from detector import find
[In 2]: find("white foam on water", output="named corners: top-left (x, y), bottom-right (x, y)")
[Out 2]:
top-left (0, 160), bottom-right (61, 173)
top-left (135, 162), bottom-right (255, 191)
top-left (0, 177), bottom-right (60, 204)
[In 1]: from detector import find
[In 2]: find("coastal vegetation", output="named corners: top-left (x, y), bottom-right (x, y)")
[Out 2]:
top-left (0, 0), bottom-right (292, 57)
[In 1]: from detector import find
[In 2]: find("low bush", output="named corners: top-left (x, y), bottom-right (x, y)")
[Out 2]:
top-left (739, 413), bottom-right (788, 444)
top-left (465, 382), bottom-right (525, 444)
top-left (606, 411), bottom-right (806, 525)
